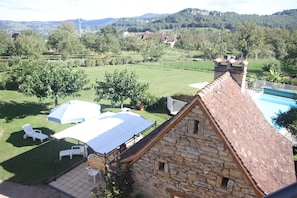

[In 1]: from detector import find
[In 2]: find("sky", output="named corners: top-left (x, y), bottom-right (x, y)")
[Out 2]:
top-left (0, 0), bottom-right (297, 21)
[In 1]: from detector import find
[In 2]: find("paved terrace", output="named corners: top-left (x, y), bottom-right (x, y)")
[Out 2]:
top-left (49, 162), bottom-right (105, 198)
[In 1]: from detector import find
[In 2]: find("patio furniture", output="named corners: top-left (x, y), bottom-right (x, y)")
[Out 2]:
top-left (47, 100), bottom-right (101, 124)
top-left (22, 124), bottom-right (49, 142)
top-left (121, 107), bottom-right (130, 112)
top-left (85, 166), bottom-right (101, 184)
top-left (87, 153), bottom-right (96, 161)
top-left (59, 145), bottom-right (88, 160)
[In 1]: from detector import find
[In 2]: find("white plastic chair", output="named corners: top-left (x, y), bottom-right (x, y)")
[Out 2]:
top-left (59, 144), bottom-right (88, 160)
top-left (87, 153), bottom-right (96, 161)
top-left (22, 124), bottom-right (49, 142)
top-left (85, 166), bottom-right (100, 184)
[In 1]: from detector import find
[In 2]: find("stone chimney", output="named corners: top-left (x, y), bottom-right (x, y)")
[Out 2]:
top-left (214, 57), bottom-right (248, 92)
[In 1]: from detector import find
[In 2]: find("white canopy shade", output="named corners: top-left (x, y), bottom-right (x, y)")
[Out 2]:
top-left (47, 100), bottom-right (101, 124)
top-left (52, 111), bottom-right (154, 154)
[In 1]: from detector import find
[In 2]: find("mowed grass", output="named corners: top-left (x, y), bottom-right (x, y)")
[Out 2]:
top-left (0, 63), bottom-right (215, 185)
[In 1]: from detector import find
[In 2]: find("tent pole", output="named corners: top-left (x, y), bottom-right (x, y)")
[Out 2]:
top-left (51, 137), bottom-right (57, 181)
top-left (104, 153), bottom-right (107, 187)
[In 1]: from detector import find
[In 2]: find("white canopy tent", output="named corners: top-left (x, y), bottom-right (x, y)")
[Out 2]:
top-left (52, 111), bottom-right (155, 154)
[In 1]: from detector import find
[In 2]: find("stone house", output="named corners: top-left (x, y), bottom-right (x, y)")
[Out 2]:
top-left (109, 59), bottom-right (295, 197)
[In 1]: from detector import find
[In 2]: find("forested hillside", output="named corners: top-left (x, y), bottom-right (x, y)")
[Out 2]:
top-left (113, 8), bottom-right (297, 32)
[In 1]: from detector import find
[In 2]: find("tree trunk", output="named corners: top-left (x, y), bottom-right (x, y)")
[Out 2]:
top-left (55, 97), bottom-right (58, 106)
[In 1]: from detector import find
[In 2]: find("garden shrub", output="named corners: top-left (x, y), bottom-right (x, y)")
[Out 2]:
top-left (66, 59), bottom-right (73, 67)
top-left (289, 77), bottom-right (297, 86)
top-left (109, 58), bottom-right (117, 65)
top-left (8, 56), bottom-right (23, 66)
top-left (95, 59), bottom-right (103, 66)
top-left (102, 57), bottom-right (111, 65)
top-left (92, 163), bottom-right (134, 198)
top-left (73, 59), bottom-right (80, 67)
top-left (145, 96), bottom-right (167, 113)
top-left (0, 62), bottom-right (9, 72)
top-left (85, 59), bottom-right (95, 67)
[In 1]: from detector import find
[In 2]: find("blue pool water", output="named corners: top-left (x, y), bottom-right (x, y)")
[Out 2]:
top-left (253, 93), bottom-right (297, 130)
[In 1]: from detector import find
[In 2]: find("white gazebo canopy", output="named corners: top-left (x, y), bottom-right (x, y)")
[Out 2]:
top-left (52, 111), bottom-right (154, 154)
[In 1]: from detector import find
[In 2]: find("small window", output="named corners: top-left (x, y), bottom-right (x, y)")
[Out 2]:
top-left (221, 177), bottom-right (229, 188)
top-left (159, 162), bottom-right (165, 171)
top-left (188, 120), bottom-right (200, 134)
top-left (193, 120), bottom-right (199, 134)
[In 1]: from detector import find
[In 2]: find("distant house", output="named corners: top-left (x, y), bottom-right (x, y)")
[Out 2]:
top-left (141, 31), bottom-right (177, 48)
top-left (108, 59), bottom-right (295, 197)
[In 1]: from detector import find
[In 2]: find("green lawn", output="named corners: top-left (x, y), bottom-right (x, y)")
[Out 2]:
top-left (0, 63), bottom-right (215, 185)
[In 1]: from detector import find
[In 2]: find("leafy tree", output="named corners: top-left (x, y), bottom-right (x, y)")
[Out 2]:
top-left (80, 32), bottom-right (98, 52)
top-left (95, 33), bottom-right (121, 54)
top-left (235, 22), bottom-right (264, 59)
top-left (264, 27), bottom-right (289, 60)
top-left (95, 25), bottom-right (121, 54)
top-left (14, 30), bottom-right (46, 59)
top-left (106, 163), bottom-right (134, 198)
top-left (92, 162), bottom-right (134, 198)
top-left (0, 30), bottom-right (14, 55)
top-left (139, 36), bottom-right (165, 62)
top-left (47, 21), bottom-right (84, 59)
top-left (120, 36), bottom-right (142, 52)
top-left (58, 21), bottom-right (77, 32)
top-left (100, 25), bottom-right (118, 35)
top-left (2, 60), bottom-right (26, 89)
top-left (94, 69), bottom-right (149, 108)
top-left (273, 106), bottom-right (297, 136)
top-left (18, 62), bottom-right (89, 106)
top-left (281, 29), bottom-right (297, 72)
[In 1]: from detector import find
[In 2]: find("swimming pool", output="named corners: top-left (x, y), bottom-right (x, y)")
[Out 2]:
top-left (253, 93), bottom-right (297, 130)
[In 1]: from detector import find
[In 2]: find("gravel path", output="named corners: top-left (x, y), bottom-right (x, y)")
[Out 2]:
top-left (0, 180), bottom-right (72, 198)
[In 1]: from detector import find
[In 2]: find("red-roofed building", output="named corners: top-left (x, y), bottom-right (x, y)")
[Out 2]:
top-left (108, 59), bottom-right (295, 197)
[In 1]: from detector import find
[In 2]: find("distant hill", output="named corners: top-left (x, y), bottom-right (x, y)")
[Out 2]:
top-left (1, 9), bottom-right (296, 34)
top-left (112, 8), bottom-right (297, 31)
top-left (0, 18), bottom-right (119, 34)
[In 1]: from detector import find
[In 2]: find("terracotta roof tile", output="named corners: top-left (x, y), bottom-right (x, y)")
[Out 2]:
top-left (197, 72), bottom-right (295, 194)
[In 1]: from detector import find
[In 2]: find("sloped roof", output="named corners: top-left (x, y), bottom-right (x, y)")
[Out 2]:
top-left (196, 72), bottom-right (295, 194)
top-left (114, 72), bottom-right (295, 195)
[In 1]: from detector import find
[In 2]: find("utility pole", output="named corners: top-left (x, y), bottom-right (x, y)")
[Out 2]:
top-left (79, 18), bottom-right (82, 38)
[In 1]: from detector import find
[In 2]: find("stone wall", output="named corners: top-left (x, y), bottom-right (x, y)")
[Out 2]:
top-left (131, 106), bottom-right (257, 197)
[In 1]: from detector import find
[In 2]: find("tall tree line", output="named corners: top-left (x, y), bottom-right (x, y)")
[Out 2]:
top-left (0, 21), bottom-right (296, 67)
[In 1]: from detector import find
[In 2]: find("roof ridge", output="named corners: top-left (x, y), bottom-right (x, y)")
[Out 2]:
top-left (197, 72), bottom-right (230, 98)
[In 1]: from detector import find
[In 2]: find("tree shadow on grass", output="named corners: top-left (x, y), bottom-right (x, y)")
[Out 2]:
top-left (0, 140), bottom-right (84, 185)
top-left (146, 94), bottom-right (194, 115)
top-left (6, 127), bottom-right (55, 147)
top-left (146, 96), bottom-right (170, 114)
top-left (0, 101), bottom-right (51, 123)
